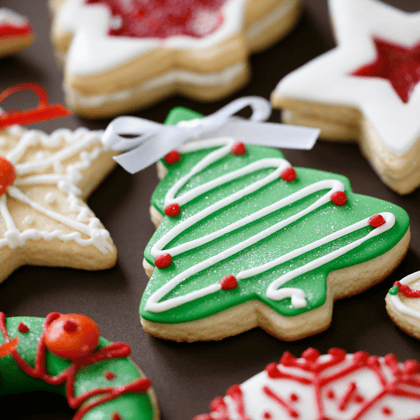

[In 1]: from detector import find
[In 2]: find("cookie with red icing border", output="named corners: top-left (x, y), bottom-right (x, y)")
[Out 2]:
top-left (0, 8), bottom-right (34, 57)
top-left (194, 347), bottom-right (420, 420)
top-left (271, 0), bottom-right (420, 195)
top-left (139, 107), bottom-right (410, 342)
top-left (49, 0), bottom-right (301, 118)
top-left (0, 312), bottom-right (158, 420)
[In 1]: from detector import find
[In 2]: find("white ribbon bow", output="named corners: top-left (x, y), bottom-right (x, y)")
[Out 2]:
top-left (102, 97), bottom-right (320, 174)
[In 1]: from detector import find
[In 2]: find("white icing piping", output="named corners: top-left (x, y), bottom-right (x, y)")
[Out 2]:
top-left (0, 8), bottom-right (28, 27)
top-left (0, 128), bottom-right (113, 253)
top-left (145, 138), bottom-right (395, 313)
top-left (389, 271), bottom-right (420, 319)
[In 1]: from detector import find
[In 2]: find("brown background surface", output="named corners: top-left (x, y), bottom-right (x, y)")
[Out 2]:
top-left (1, 0), bottom-right (420, 418)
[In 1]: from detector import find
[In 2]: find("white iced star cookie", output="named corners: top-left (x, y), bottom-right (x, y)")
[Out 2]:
top-left (49, 0), bottom-right (301, 118)
top-left (0, 8), bottom-right (34, 57)
top-left (271, 0), bottom-right (420, 195)
top-left (0, 125), bottom-right (117, 284)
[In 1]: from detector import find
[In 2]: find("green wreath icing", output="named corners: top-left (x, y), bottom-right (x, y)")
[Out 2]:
top-left (140, 107), bottom-right (409, 326)
top-left (0, 314), bottom-right (156, 420)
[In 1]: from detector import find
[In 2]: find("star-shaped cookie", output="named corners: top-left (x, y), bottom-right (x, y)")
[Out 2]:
top-left (271, 0), bottom-right (420, 195)
top-left (49, 0), bottom-right (301, 117)
top-left (0, 125), bottom-right (117, 284)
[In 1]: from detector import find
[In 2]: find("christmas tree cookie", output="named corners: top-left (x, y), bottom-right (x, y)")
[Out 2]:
top-left (0, 312), bottom-right (158, 420)
top-left (139, 108), bottom-right (410, 342)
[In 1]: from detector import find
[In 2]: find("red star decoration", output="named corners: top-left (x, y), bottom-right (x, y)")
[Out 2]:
top-left (352, 38), bottom-right (420, 103)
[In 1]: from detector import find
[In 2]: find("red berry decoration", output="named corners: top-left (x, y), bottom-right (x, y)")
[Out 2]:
top-left (231, 141), bottom-right (247, 155)
top-left (164, 150), bottom-right (181, 165)
top-left (18, 323), bottom-right (29, 333)
top-left (155, 253), bottom-right (172, 269)
top-left (44, 314), bottom-right (100, 360)
top-left (111, 413), bottom-right (122, 420)
top-left (368, 214), bottom-right (386, 228)
top-left (164, 203), bottom-right (180, 217)
top-left (331, 191), bottom-right (347, 206)
top-left (0, 156), bottom-right (16, 196)
top-left (280, 167), bottom-right (297, 182)
top-left (104, 370), bottom-right (116, 381)
top-left (220, 275), bottom-right (238, 290)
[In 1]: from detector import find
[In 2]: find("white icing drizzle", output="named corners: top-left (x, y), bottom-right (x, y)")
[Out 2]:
top-left (145, 138), bottom-right (395, 313)
top-left (0, 8), bottom-right (28, 28)
top-left (0, 127), bottom-right (113, 253)
top-left (23, 216), bottom-right (33, 225)
top-left (389, 271), bottom-right (420, 319)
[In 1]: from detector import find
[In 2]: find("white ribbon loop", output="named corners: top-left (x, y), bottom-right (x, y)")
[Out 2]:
top-left (102, 96), bottom-right (319, 174)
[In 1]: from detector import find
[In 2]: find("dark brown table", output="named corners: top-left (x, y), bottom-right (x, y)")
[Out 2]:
top-left (1, 1), bottom-right (420, 418)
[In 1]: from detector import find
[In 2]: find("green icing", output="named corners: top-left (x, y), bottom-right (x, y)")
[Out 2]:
top-left (389, 285), bottom-right (399, 295)
top-left (0, 316), bottom-right (155, 420)
top-left (140, 107), bottom-right (409, 325)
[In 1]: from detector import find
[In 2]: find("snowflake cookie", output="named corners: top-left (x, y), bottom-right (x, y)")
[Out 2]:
top-left (194, 347), bottom-right (420, 420)
top-left (0, 8), bottom-right (34, 57)
top-left (0, 125), bottom-right (117, 284)
top-left (271, 0), bottom-right (420, 194)
top-left (49, 0), bottom-right (301, 118)
top-left (139, 107), bottom-right (410, 342)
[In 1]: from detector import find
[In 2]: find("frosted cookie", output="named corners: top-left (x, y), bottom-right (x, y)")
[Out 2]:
top-left (0, 312), bottom-right (158, 420)
top-left (386, 271), bottom-right (420, 340)
top-left (49, 0), bottom-right (301, 118)
top-left (271, 0), bottom-right (420, 195)
top-left (0, 124), bottom-right (117, 284)
top-left (194, 347), bottom-right (420, 420)
top-left (139, 107), bottom-right (410, 342)
top-left (0, 8), bottom-right (34, 57)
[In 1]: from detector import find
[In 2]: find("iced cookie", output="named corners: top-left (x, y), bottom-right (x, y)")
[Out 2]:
top-left (386, 271), bottom-right (420, 340)
top-left (0, 312), bottom-right (158, 420)
top-left (0, 124), bottom-right (117, 284)
top-left (139, 107), bottom-right (410, 342)
top-left (49, 0), bottom-right (301, 118)
top-left (271, 0), bottom-right (420, 195)
top-left (194, 347), bottom-right (420, 420)
top-left (0, 8), bottom-right (34, 57)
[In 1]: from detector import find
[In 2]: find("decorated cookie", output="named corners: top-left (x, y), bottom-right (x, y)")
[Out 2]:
top-left (0, 312), bottom-right (158, 420)
top-left (0, 121), bottom-right (117, 284)
top-left (138, 107), bottom-right (410, 342)
top-left (271, 0), bottom-right (420, 194)
top-left (49, 0), bottom-right (301, 118)
top-left (0, 8), bottom-right (34, 57)
top-left (386, 271), bottom-right (420, 340)
top-left (194, 347), bottom-right (420, 420)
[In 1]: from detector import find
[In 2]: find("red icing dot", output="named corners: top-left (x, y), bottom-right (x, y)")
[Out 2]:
top-left (355, 394), bottom-right (365, 404)
top-left (331, 191), bottom-right (347, 206)
top-left (155, 253), bottom-right (172, 269)
top-left (44, 314), bottom-right (100, 360)
top-left (280, 167), bottom-right (297, 182)
top-left (220, 275), bottom-right (238, 290)
top-left (231, 141), bottom-right (246, 155)
top-left (404, 359), bottom-right (420, 375)
top-left (290, 393), bottom-right (299, 402)
top-left (86, 0), bottom-right (226, 39)
top-left (17, 323), bottom-right (29, 333)
top-left (326, 389), bottom-right (335, 399)
top-left (382, 407), bottom-right (392, 416)
top-left (164, 203), bottom-right (180, 217)
top-left (368, 214), bottom-right (386, 228)
top-left (263, 412), bottom-right (272, 419)
top-left (104, 370), bottom-right (116, 381)
top-left (302, 347), bottom-right (320, 362)
top-left (164, 150), bottom-right (181, 165)
top-left (265, 362), bottom-right (281, 379)
top-left (111, 412), bottom-right (122, 420)
top-left (0, 156), bottom-right (16, 196)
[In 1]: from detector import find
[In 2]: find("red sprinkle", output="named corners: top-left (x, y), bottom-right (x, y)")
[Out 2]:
top-left (231, 141), bottom-right (247, 155)
top-left (18, 323), bottom-right (29, 333)
top-left (290, 393), bottom-right (299, 402)
top-left (280, 167), bottom-right (297, 182)
top-left (368, 214), bottom-right (386, 228)
top-left (111, 412), bottom-right (122, 420)
top-left (63, 320), bottom-right (79, 333)
top-left (355, 394), bottom-right (365, 403)
top-left (263, 412), bottom-right (272, 419)
top-left (164, 150), bottom-right (181, 165)
top-left (331, 191), bottom-right (347, 206)
top-left (164, 203), bottom-right (180, 217)
top-left (0, 156), bottom-right (16, 196)
top-left (155, 253), bottom-right (172, 269)
top-left (104, 370), bottom-right (116, 381)
top-left (326, 389), bottom-right (335, 399)
top-left (382, 407), bottom-right (392, 416)
top-left (220, 275), bottom-right (238, 290)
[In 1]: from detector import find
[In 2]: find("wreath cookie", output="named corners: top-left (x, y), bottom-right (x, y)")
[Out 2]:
top-left (194, 347), bottom-right (420, 420)
top-left (0, 312), bottom-right (158, 420)
top-left (49, 0), bottom-right (301, 118)
top-left (271, 0), bottom-right (420, 194)
top-left (139, 107), bottom-right (410, 342)
top-left (0, 124), bottom-right (117, 284)
top-left (0, 8), bottom-right (34, 57)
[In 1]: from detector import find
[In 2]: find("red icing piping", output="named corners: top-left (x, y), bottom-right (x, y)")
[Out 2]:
top-left (394, 281), bottom-right (420, 298)
top-left (0, 23), bottom-right (32, 38)
top-left (262, 386), bottom-right (299, 418)
top-left (0, 312), bottom-right (151, 420)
